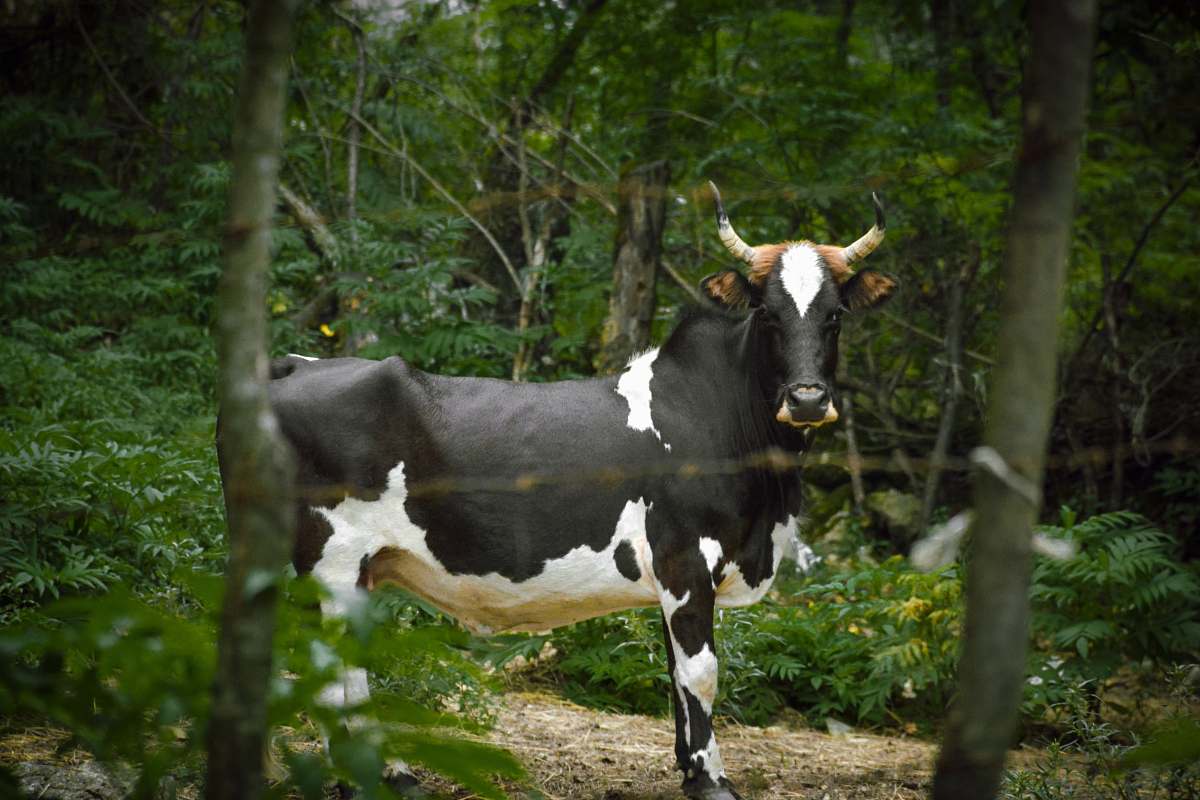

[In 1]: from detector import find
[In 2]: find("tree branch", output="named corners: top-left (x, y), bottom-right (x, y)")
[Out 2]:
top-left (339, 104), bottom-right (522, 293)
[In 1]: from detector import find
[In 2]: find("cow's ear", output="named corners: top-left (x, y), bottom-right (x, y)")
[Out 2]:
top-left (840, 268), bottom-right (898, 312)
top-left (700, 270), bottom-right (758, 309)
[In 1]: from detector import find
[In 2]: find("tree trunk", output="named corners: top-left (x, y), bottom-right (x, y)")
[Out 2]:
top-left (932, 1), bottom-right (1096, 798)
top-left (597, 160), bottom-right (670, 374)
top-left (919, 255), bottom-right (978, 533)
top-left (463, 0), bottom-right (608, 310)
top-left (206, 2), bottom-right (298, 799)
top-left (345, 14), bottom-right (366, 246)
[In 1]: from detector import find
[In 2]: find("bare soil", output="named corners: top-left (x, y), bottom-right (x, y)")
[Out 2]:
top-left (456, 690), bottom-right (939, 800)
top-left (4, 691), bottom-right (945, 800)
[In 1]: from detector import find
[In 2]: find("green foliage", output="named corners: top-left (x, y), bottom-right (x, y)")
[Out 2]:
top-left (538, 511), bottom-right (1198, 734)
top-left (542, 558), bottom-right (963, 728)
top-left (1030, 510), bottom-right (1200, 673)
top-left (1002, 685), bottom-right (1200, 800)
top-left (0, 576), bottom-right (521, 800)
top-left (550, 609), bottom-right (671, 715)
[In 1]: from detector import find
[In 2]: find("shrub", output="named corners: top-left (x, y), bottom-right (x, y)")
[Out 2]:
top-left (0, 576), bottom-right (520, 800)
top-left (1023, 510), bottom-right (1200, 720)
top-left (542, 558), bottom-right (964, 728)
top-left (1002, 684), bottom-right (1200, 800)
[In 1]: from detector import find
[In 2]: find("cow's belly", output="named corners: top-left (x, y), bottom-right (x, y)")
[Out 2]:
top-left (309, 462), bottom-right (660, 634)
top-left (364, 534), bottom-right (660, 634)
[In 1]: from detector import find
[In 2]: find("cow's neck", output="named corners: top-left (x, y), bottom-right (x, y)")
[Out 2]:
top-left (657, 308), bottom-right (809, 458)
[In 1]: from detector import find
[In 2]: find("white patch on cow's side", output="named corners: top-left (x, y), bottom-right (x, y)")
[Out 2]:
top-left (310, 466), bottom-right (660, 634)
top-left (715, 516), bottom-right (800, 607)
top-left (697, 537), bottom-right (722, 576)
top-left (288, 353), bottom-right (320, 361)
top-left (616, 348), bottom-right (671, 452)
top-left (780, 244), bottom-right (824, 318)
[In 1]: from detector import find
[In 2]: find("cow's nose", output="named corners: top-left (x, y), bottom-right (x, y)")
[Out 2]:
top-left (786, 384), bottom-right (829, 423)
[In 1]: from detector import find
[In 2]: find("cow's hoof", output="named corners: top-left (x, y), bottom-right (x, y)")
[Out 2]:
top-left (681, 773), bottom-right (744, 800)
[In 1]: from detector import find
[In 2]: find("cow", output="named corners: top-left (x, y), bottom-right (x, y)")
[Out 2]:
top-left (236, 183), bottom-right (896, 800)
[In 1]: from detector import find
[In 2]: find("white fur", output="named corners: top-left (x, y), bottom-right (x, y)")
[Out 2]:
top-left (697, 537), bottom-right (722, 576)
top-left (698, 732), bottom-right (726, 781)
top-left (675, 643), bottom-right (718, 714)
top-left (715, 516), bottom-right (799, 607)
top-left (659, 587), bottom-right (692, 624)
top-left (317, 665), bottom-right (370, 709)
top-left (779, 244), bottom-right (824, 318)
top-left (310, 465), bottom-right (660, 634)
top-left (615, 349), bottom-right (671, 452)
top-left (659, 587), bottom-right (694, 741)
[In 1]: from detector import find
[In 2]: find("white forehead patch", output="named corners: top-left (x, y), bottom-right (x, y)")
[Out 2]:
top-left (779, 244), bottom-right (825, 318)
top-left (616, 348), bottom-right (671, 451)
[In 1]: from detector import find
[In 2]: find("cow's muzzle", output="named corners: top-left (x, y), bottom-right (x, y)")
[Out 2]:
top-left (776, 384), bottom-right (839, 428)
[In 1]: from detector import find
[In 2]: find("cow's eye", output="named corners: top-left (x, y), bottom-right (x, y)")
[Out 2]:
top-left (824, 312), bottom-right (842, 331)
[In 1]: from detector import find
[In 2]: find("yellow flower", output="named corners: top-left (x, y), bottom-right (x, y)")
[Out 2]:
top-left (320, 323), bottom-right (335, 337)
top-left (848, 624), bottom-right (861, 635)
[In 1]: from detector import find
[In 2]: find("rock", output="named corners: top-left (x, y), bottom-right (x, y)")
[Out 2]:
top-left (864, 489), bottom-right (922, 546)
top-left (16, 760), bottom-right (131, 800)
top-left (804, 483), bottom-right (854, 531)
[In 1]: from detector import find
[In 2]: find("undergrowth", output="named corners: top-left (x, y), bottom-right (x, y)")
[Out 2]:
top-left (533, 510), bottom-right (1199, 735)
top-left (1002, 682), bottom-right (1200, 800)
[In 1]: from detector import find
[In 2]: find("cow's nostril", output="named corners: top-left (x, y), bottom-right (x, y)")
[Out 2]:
top-left (788, 386), bottom-right (827, 404)
top-left (786, 385), bottom-right (829, 423)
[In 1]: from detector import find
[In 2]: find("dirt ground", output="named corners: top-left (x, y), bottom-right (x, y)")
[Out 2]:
top-left (457, 690), bottom-right (939, 800)
top-left (4, 690), bottom-right (949, 800)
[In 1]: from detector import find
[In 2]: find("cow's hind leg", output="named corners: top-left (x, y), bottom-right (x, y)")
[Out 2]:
top-left (659, 575), bottom-right (742, 800)
top-left (308, 521), bottom-right (424, 797)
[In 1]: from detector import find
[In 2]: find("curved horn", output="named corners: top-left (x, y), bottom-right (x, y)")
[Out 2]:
top-left (708, 181), bottom-right (757, 266)
top-left (841, 192), bottom-right (886, 264)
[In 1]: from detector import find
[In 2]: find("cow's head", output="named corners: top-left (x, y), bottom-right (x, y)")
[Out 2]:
top-left (701, 182), bottom-right (897, 429)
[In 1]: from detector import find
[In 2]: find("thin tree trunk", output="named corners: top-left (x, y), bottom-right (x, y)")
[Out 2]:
top-left (465, 0), bottom-right (608, 307)
top-left (835, 0), bottom-right (856, 68)
top-left (597, 160), bottom-right (670, 374)
top-left (932, 0), bottom-right (954, 108)
top-left (933, 1), bottom-right (1096, 797)
top-left (842, 391), bottom-right (866, 512)
top-left (206, 2), bottom-right (298, 799)
top-left (920, 256), bottom-right (978, 533)
top-left (339, 8), bottom-right (367, 246)
top-left (513, 99), bottom-right (575, 382)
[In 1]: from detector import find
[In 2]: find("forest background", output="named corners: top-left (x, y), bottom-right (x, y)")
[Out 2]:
top-left (1, 1), bottom-right (1198, 798)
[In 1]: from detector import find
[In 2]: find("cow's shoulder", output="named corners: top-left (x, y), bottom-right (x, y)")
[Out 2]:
top-left (269, 356), bottom-right (429, 488)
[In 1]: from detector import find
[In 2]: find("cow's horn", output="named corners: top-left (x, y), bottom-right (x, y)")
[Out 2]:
top-left (841, 192), bottom-right (886, 264)
top-left (709, 181), bottom-right (757, 266)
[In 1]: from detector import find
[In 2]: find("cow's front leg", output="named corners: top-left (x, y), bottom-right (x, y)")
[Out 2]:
top-left (659, 581), bottom-right (741, 800)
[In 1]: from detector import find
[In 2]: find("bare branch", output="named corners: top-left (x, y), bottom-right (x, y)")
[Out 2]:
top-left (337, 103), bottom-right (522, 293)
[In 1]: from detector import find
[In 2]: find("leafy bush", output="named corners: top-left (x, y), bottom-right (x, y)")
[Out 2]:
top-left (541, 558), bottom-right (964, 728)
top-left (537, 510), bottom-right (1199, 734)
top-left (0, 576), bottom-right (520, 800)
top-left (1002, 684), bottom-right (1200, 800)
top-left (1025, 509), bottom-right (1200, 717)
top-left (0, 335), bottom-right (224, 622)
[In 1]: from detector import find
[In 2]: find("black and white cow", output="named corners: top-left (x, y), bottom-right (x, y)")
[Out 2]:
top-left (241, 184), bottom-right (895, 800)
